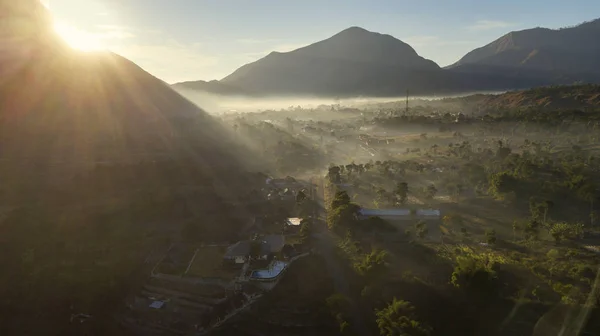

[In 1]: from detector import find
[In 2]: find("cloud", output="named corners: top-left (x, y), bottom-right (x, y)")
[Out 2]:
top-left (466, 20), bottom-right (517, 31)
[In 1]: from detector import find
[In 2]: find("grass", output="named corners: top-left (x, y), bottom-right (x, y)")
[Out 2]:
top-left (186, 246), bottom-right (239, 279)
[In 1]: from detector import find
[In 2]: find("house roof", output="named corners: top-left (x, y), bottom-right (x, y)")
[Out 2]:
top-left (286, 217), bottom-right (302, 226)
top-left (263, 235), bottom-right (285, 252)
top-left (224, 240), bottom-right (271, 257)
top-left (149, 301), bottom-right (165, 309)
top-left (360, 208), bottom-right (411, 217)
top-left (417, 209), bottom-right (441, 216)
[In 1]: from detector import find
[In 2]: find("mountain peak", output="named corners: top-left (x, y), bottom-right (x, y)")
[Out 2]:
top-left (338, 26), bottom-right (371, 34)
top-left (220, 25), bottom-right (440, 95)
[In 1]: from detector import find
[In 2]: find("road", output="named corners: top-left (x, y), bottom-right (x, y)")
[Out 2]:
top-left (309, 176), bottom-right (372, 336)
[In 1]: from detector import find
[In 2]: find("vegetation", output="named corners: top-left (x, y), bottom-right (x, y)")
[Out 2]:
top-left (5, 18), bottom-right (600, 334)
top-left (375, 298), bottom-right (432, 336)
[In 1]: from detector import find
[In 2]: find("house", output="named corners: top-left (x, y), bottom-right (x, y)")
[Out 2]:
top-left (223, 240), bottom-right (270, 264)
top-left (358, 208), bottom-right (441, 220)
top-left (417, 209), bottom-right (441, 219)
top-left (286, 217), bottom-right (302, 226)
top-left (284, 218), bottom-right (302, 234)
top-left (359, 208), bottom-right (411, 220)
top-left (223, 235), bottom-right (285, 264)
top-left (263, 234), bottom-right (285, 253)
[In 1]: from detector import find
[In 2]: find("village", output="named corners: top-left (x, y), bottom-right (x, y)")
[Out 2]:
top-left (118, 168), bottom-right (443, 335)
top-left (117, 176), bottom-right (315, 335)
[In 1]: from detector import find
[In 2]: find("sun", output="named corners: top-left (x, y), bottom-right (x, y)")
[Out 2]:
top-left (54, 22), bottom-right (105, 52)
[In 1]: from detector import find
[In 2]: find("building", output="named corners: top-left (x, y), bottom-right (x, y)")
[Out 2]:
top-left (223, 240), bottom-right (270, 264)
top-left (284, 218), bottom-right (302, 234)
top-left (263, 234), bottom-right (285, 253)
top-left (286, 217), bottom-right (302, 226)
top-left (358, 208), bottom-right (441, 220)
top-left (358, 208), bottom-right (411, 220)
top-left (416, 209), bottom-right (441, 219)
top-left (223, 234), bottom-right (285, 264)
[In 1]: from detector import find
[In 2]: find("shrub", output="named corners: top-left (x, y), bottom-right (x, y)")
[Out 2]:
top-left (375, 298), bottom-right (431, 336)
top-left (546, 249), bottom-right (560, 260)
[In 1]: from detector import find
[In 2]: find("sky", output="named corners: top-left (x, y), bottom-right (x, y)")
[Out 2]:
top-left (45, 0), bottom-right (600, 84)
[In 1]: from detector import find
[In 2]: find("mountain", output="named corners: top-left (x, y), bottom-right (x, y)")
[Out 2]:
top-left (0, 1), bottom-right (243, 171)
top-left (217, 27), bottom-right (449, 96)
top-left (178, 25), bottom-right (591, 97)
top-left (450, 19), bottom-right (600, 79)
top-left (0, 2), bottom-right (256, 334)
top-left (172, 79), bottom-right (250, 96)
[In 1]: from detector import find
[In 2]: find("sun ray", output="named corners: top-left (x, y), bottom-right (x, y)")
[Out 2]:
top-left (54, 21), bottom-right (105, 52)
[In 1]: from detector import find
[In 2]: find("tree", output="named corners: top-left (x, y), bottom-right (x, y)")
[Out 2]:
top-left (355, 249), bottom-right (389, 282)
top-left (529, 198), bottom-right (552, 222)
top-left (524, 219), bottom-right (541, 241)
top-left (328, 166), bottom-right (341, 184)
top-left (375, 298), bottom-right (431, 336)
top-left (296, 189), bottom-right (307, 203)
top-left (331, 190), bottom-right (351, 210)
top-left (424, 184), bottom-right (437, 200)
top-left (488, 171), bottom-right (518, 196)
top-left (485, 229), bottom-right (497, 245)
top-left (549, 222), bottom-right (584, 243)
top-left (431, 144), bottom-right (439, 155)
top-left (377, 188), bottom-right (389, 206)
top-left (328, 203), bottom-right (360, 232)
top-left (326, 294), bottom-right (353, 335)
top-left (395, 182), bottom-right (409, 205)
top-left (299, 218), bottom-right (313, 246)
top-left (450, 255), bottom-right (497, 293)
top-left (415, 220), bottom-right (428, 239)
top-left (446, 183), bottom-right (464, 202)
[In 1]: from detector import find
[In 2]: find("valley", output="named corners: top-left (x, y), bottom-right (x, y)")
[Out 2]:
top-left (2, 2), bottom-right (600, 336)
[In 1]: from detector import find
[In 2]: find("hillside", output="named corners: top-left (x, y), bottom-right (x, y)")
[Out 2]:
top-left (172, 79), bottom-right (251, 96)
top-left (476, 84), bottom-right (600, 110)
top-left (450, 19), bottom-right (600, 79)
top-left (0, 1), bottom-right (252, 188)
top-left (0, 2), bottom-right (257, 334)
top-left (428, 84), bottom-right (600, 115)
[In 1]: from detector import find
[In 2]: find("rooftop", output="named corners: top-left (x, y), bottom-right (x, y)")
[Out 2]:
top-left (286, 217), bottom-right (302, 226)
top-left (360, 208), bottom-right (411, 217)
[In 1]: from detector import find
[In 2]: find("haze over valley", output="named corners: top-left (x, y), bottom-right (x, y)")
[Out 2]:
top-left (3, 1), bottom-right (600, 336)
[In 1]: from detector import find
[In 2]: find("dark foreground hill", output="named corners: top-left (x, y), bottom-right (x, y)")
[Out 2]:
top-left (0, 2), bottom-right (258, 334)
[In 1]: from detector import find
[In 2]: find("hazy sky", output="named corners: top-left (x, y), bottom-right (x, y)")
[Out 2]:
top-left (45, 0), bottom-right (599, 84)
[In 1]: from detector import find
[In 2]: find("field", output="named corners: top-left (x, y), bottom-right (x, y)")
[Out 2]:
top-left (186, 246), bottom-right (239, 279)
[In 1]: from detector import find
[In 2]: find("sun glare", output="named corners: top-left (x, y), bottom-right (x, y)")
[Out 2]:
top-left (54, 22), bottom-right (105, 52)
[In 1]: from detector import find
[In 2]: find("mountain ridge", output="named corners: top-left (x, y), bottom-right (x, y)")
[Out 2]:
top-left (449, 18), bottom-right (600, 75)
top-left (175, 21), bottom-right (600, 97)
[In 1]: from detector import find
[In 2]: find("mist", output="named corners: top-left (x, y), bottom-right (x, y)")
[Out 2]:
top-left (173, 87), bottom-right (505, 114)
